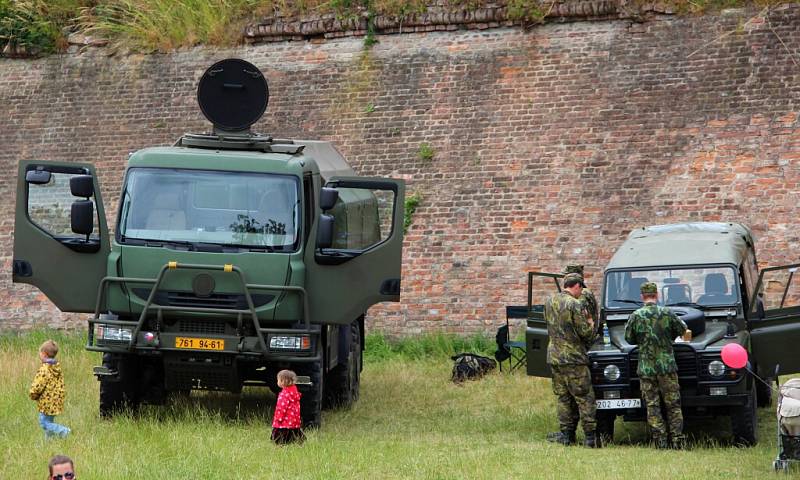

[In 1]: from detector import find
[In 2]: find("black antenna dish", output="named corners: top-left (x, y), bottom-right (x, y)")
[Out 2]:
top-left (197, 58), bottom-right (269, 133)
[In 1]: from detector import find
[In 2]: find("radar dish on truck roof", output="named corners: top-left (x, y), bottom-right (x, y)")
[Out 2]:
top-left (197, 58), bottom-right (269, 133)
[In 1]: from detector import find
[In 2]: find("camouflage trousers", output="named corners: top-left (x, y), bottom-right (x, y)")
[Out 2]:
top-left (551, 364), bottom-right (596, 433)
top-left (640, 372), bottom-right (683, 440)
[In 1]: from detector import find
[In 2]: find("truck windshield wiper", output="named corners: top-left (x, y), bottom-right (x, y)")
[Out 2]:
top-left (611, 299), bottom-right (643, 306)
top-left (666, 301), bottom-right (704, 308)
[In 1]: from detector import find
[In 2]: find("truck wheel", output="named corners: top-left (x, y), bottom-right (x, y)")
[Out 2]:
top-left (596, 411), bottom-right (615, 444)
top-left (756, 376), bottom-right (773, 408)
top-left (324, 322), bottom-right (362, 409)
top-left (99, 354), bottom-right (141, 418)
top-left (730, 385), bottom-right (758, 446)
top-left (297, 358), bottom-right (324, 429)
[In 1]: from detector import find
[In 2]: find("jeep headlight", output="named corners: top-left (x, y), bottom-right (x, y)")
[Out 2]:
top-left (603, 364), bottom-right (621, 382)
top-left (95, 324), bottom-right (132, 342)
top-left (708, 360), bottom-right (726, 378)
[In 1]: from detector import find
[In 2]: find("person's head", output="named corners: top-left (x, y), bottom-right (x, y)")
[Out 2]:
top-left (563, 273), bottom-right (584, 298)
top-left (40, 340), bottom-right (58, 361)
top-left (48, 455), bottom-right (75, 480)
top-left (277, 369), bottom-right (297, 389)
top-left (640, 282), bottom-right (658, 303)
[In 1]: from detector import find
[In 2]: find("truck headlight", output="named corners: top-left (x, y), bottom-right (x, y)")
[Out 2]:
top-left (95, 324), bottom-right (133, 342)
top-left (269, 335), bottom-right (311, 351)
top-left (603, 364), bottom-right (621, 382)
top-left (708, 360), bottom-right (726, 378)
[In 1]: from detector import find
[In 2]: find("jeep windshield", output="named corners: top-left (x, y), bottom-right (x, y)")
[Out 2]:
top-left (118, 168), bottom-right (300, 250)
top-left (604, 266), bottom-right (739, 309)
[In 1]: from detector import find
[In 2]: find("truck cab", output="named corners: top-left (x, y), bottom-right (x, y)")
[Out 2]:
top-left (526, 222), bottom-right (800, 445)
top-left (12, 59), bottom-right (405, 427)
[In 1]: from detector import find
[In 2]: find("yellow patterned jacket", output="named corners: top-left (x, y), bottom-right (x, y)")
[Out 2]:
top-left (29, 360), bottom-right (65, 415)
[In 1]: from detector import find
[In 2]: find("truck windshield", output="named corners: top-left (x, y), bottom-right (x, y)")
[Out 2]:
top-left (118, 168), bottom-right (300, 250)
top-left (604, 266), bottom-right (739, 309)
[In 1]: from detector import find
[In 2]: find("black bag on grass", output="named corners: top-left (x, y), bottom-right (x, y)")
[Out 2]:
top-left (451, 352), bottom-right (497, 383)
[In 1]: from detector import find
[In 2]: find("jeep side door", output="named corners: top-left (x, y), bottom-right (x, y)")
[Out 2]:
top-left (749, 263), bottom-right (800, 377)
top-left (13, 161), bottom-right (110, 313)
top-left (525, 272), bottom-right (564, 378)
top-left (305, 177), bottom-right (404, 326)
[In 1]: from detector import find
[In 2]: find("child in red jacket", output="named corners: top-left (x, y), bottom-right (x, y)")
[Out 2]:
top-left (271, 370), bottom-right (304, 445)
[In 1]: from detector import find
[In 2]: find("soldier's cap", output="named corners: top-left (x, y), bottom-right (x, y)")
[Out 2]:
top-left (640, 282), bottom-right (658, 294)
top-left (563, 264), bottom-right (584, 275)
top-left (563, 273), bottom-right (585, 287)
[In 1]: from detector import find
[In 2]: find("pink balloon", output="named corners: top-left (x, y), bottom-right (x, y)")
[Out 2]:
top-left (721, 343), bottom-right (748, 369)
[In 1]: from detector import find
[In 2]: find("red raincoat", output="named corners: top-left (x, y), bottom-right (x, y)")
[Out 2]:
top-left (272, 384), bottom-right (302, 428)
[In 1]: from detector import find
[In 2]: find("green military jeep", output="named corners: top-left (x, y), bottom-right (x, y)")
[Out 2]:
top-left (12, 59), bottom-right (405, 427)
top-left (526, 222), bottom-right (800, 445)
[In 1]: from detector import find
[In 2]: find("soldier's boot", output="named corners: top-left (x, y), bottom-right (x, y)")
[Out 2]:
top-left (671, 434), bottom-right (687, 450)
top-left (583, 431), bottom-right (602, 448)
top-left (653, 436), bottom-right (670, 449)
top-left (546, 429), bottom-right (576, 446)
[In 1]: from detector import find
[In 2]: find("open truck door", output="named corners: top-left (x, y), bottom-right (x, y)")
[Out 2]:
top-left (525, 271), bottom-right (564, 378)
top-left (305, 177), bottom-right (404, 325)
top-left (750, 263), bottom-right (800, 377)
top-left (12, 161), bottom-right (110, 313)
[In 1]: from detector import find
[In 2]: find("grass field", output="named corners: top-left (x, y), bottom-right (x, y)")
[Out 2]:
top-left (0, 330), bottom-right (795, 479)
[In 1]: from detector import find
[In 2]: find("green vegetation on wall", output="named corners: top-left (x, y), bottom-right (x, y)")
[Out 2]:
top-left (0, 1), bottom-right (793, 55)
top-left (403, 191), bottom-right (421, 234)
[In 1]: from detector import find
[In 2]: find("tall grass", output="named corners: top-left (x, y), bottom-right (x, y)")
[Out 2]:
top-left (78, 0), bottom-right (260, 52)
top-left (0, 330), bottom-right (795, 478)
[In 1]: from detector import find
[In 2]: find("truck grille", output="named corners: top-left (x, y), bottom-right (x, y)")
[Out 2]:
top-left (629, 345), bottom-right (697, 381)
top-left (133, 288), bottom-right (274, 310)
top-left (178, 319), bottom-right (226, 335)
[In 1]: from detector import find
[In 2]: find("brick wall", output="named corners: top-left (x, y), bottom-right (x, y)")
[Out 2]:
top-left (1, 6), bottom-right (799, 334)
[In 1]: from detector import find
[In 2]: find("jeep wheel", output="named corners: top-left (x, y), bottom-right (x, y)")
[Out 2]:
top-left (324, 322), bottom-right (362, 409)
top-left (99, 354), bottom-right (141, 418)
top-left (297, 358), bottom-right (324, 429)
top-left (596, 411), bottom-right (615, 444)
top-left (730, 385), bottom-right (758, 446)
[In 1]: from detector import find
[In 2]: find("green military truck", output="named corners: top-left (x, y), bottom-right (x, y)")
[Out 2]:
top-left (526, 222), bottom-right (800, 445)
top-left (12, 59), bottom-right (405, 427)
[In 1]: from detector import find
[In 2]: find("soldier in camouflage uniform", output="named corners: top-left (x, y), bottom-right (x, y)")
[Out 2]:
top-left (624, 282), bottom-right (688, 449)
top-left (545, 273), bottom-right (600, 448)
top-left (564, 265), bottom-right (600, 336)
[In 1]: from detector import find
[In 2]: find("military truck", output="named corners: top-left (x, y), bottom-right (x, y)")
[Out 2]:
top-left (525, 222), bottom-right (800, 445)
top-left (12, 59), bottom-right (405, 427)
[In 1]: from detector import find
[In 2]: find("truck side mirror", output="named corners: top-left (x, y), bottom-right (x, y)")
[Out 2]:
top-left (319, 188), bottom-right (338, 211)
top-left (71, 200), bottom-right (94, 237)
top-left (316, 213), bottom-right (334, 249)
top-left (70, 175), bottom-right (94, 198)
top-left (25, 169), bottom-right (51, 185)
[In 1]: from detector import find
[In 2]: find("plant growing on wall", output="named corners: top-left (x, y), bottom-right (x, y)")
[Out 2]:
top-left (417, 142), bottom-right (435, 163)
top-left (403, 192), bottom-right (421, 234)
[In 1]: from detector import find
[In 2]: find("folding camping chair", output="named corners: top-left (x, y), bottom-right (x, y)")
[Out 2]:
top-left (494, 305), bottom-right (528, 372)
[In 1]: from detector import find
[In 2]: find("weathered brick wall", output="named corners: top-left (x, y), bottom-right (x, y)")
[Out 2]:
top-left (1, 6), bottom-right (799, 334)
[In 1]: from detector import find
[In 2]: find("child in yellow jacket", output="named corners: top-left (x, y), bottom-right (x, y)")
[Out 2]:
top-left (30, 340), bottom-right (70, 439)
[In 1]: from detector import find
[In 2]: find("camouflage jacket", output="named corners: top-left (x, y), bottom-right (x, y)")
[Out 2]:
top-left (29, 360), bottom-right (66, 415)
top-left (545, 291), bottom-right (594, 366)
top-left (580, 287), bottom-right (599, 334)
top-left (624, 303), bottom-right (688, 376)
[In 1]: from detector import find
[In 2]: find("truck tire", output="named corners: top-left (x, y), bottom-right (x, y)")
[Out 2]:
top-left (756, 376), bottom-right (773, 408)
top-left (596, 411), bottom-right (615, 444)
top-left (297, 358), bottom-right (324, 429)
top-left (99, 354), bottom-right (141, 418)
top-left (667, 306), bottom-right (705, 336)
top-left (324, 322), bottom-right (362, 409)
top-left (730, 385), bottom-right (758, 446)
